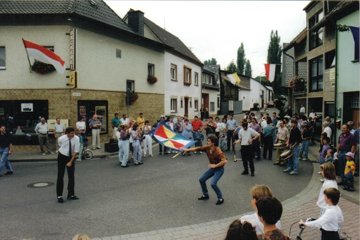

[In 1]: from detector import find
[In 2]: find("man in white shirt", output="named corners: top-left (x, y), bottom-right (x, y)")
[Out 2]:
top-left (300, 104), bottom-right (306, 117)
top-left (56, 127), bottom-right (80, 203)
top-left (235, 121), bottom-right (260, 176)
top-left (54, 118), bottom-right (65, 152)
top-left (34, 117), bottom-right (51, 155)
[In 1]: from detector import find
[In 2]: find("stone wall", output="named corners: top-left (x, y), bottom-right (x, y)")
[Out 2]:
top-left (1, 89), bottom-right (164, 152)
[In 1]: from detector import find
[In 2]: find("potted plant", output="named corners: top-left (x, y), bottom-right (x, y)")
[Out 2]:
top-left (131, 92), bottom-right (138, 103)
top-left (147, 75), bottom-right (157, 84)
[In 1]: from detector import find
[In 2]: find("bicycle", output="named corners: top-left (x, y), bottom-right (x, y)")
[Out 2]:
top-left (82, 147), bottom-right (93, 160)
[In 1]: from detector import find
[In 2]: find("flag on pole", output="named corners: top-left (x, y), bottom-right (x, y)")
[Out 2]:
top-left (264, 64), bottom-right (276, 82)
top-left (22, 39), bottom-right (65, 74)
top-left (152, 124), bottom-right (195, 151)
top-left (226, 73), bottom-right (241, 85)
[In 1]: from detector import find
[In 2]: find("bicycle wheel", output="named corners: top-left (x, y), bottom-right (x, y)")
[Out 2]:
top-left (83, 149), bottom-right (93, 160)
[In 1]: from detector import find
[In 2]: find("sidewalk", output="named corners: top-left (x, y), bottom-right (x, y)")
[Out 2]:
top-left (88, 145), bottom-right (359, 240)
top-left (9, 146), bottom-right (117, 162)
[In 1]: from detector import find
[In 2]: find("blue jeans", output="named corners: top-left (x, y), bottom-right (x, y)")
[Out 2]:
top-left (199, 167), bottom-right (224, 199)
top-left (338, 151), bottom-right (347, 181)
top-left (0, 147), bottom-right (14, 174)
top-left (299, 140), bottom-right (309, 159)
top-left (118, 140), bottom-right (129, 166)
top-left (287, 145), bottom-right (300, 173)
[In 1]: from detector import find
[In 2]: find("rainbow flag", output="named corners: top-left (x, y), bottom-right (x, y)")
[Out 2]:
top-left (152, 124), bottom-right (195, 151)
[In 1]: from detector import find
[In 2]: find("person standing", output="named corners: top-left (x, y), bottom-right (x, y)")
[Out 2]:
top-left (262, 117), bottom-right (275, 161)
top-left (131, 123), bottom-right (143, 165)
top-left (111, 113), bottom-right (121, 140)
top-left (56, 127), bottom-right (80, 203)
top-left (249, 118), bottom-right (262, 160)
top-left (226, 114), bottom-right (237, 152)
top-left (136, 112), bottom-right (145, 130)
top-left (191, 115), bottom-right (203, 149)
top-left (0, 125), bottom-right (14, 176)
top-left (283, 119), bottom-right (302, 175)
top-left (116, 124), bottom-right (130, 167)
top-left (120, 114), bottom-right (129, 126)
top-left (235, 121), bottom-right (260, 176)
top-left (34, 117), bottom-right (51, 155)
top-left (89, 114), bottom-right (101, 150)
top-left (299, 104), bottom-right (306, 117)
top-left (142, 120), bottom-right (153, 157)
top-left (299, 123), bottom-right (311, 161)
top-left (274, 120), bottom-right (289, 165)
top-left (54, 118), bottom-right (65, 152)
top-left (183, 134), bottom-right (228, 205)
top-left (76, 116), bottom-right (87, 161)
top-left (337, 124), bottom-right (356, 185)
top-left (317, 162), bottom-right (338, 215)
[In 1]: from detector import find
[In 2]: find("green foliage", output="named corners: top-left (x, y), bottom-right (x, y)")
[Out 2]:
top-left (245, 59), bottom-right (252, 77)
top-left (226, 61), bottom-right (237, 73)
top-left (237, 43), bottom-right (246, 75)
top-left (203, 58), bottom-right (218, 65)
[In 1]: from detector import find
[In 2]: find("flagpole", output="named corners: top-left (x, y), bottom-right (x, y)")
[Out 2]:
top-left (22, 38), bottom-right (32, 72)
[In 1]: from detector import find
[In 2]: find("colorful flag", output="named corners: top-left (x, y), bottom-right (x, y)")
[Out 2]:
top-left (226, 73), bottom-right (241, 85)
top-left (152, 124), bottom-right (195, 151)
top-left (264, 64), bottom-right (276, 82)
top-left (22, 39), bottom-right (65, 74)
top-left (349, 26), bottom-right (359, 61)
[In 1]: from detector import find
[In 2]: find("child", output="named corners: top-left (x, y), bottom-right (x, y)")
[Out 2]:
top-left (256, 197), bottom-right (290, 239)
top-left (300, 188), bottom-right (344, 240)
top-left (325, 148), bottom-right (334, 163)
top-left (225, 219), bottom-right (258, 240)
top-left (319, 137), bottom-right (330, 164)
top-left (343, 152), bottom-right (356, 191)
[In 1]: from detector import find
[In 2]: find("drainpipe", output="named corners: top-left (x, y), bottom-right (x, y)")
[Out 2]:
top-left (283, 50), bottom-right (295, 112)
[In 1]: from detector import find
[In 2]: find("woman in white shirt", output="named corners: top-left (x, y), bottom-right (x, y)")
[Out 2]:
top-left (317, 162), bottom-right (338, 215)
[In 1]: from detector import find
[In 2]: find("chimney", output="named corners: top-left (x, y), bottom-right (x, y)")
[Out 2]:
top-left (127, 9), bottom-right (144, 36)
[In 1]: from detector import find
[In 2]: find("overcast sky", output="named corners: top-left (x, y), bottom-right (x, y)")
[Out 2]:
top-left (106, 0), bottom-right (309, 77)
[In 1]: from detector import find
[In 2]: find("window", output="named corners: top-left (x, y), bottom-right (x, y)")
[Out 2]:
top-left (194, 99), bottom-right (198, 111)
top-left (116, 49), bottom-right (122, 58)
top-left (309, 11), bottom-right (324, 50)
top-left (194, 72), bottom-right (199, 86)
top-left (0, 47), bottom-right (5, 69)
top-left (309, 56), bottom-right (323, 92)
top-left (78, 100), bottom-right (108, 134)
top-left (184, 66), bottom-right (192, 86)
top-left (170, 64), bottom-right (177, 81)
top-left (210, 102), bottom-right (215, 112)
top-left (126, 80), bottom-right (135, 92)
top-left (170, 98), bottom-right (177, 113)
top-left (148, 63), bottom-right (155, 76)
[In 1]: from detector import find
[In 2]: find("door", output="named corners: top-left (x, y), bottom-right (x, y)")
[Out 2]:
top-left (202, 93), bottom-right (209, 110)
top-left (184, 97), bottom-right (189, 117)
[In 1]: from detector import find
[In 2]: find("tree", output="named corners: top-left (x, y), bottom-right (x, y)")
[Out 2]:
top-left (226, 61), bottom-right (237, 73)
top-left (267, 30), bottom-right (284, 115)
top-left (237, 43), bottom-right (246, 75)
top-left (245, 59), bottom-right (252, 77)
top-left (203, 58), bottom-right (217, 65)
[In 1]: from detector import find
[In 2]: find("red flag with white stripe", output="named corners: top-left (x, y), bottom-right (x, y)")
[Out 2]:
top-left (22, 39), bottom-right (65, 74)
top-left (264, 64), bottom-right (276, 82)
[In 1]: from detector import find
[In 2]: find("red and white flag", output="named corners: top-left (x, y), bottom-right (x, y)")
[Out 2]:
top-left (264, 64), bottom-right (276, 82)
top-left (22, 39), bottom-right (65, 74)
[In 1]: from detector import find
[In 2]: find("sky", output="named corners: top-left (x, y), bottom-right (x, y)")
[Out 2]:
top-left (106, 0), bottom-right (309, 77)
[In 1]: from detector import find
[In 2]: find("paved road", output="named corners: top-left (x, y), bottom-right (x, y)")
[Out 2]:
top-left (1, 146), bottom-right (313, 240)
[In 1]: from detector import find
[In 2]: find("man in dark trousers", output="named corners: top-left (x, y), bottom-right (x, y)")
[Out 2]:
top-left (283, 119), bottom-right (302, 175)
top-left (56, 127), bottom-right (80, 203)
top-left (235, 121), bottom-right (260, 176)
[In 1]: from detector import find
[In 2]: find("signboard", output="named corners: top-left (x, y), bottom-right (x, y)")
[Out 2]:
top-left (21, 103), bottom-right (33, 112)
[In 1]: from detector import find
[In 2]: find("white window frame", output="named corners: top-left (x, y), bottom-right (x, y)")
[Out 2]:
top-left (171, 63), bottom-right (177, 81)
top-left (194, 72), bottom-right (199, 86)
top-left (170, 97), bottom-right (178, 113)
top-left (0, 47), bottom-right (5, 70)
top-left (194, 98), bottom-right (199, 111)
